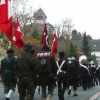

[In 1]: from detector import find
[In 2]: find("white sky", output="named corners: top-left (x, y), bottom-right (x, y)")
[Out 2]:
top-left (31, 0), bottom-right (100, 39)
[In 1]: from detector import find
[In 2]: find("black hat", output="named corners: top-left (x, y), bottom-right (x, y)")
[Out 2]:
top-left (23, 43), bottom-right (32, 52)
top-left (41, 45), bottom-right (51, 51)
top-left (59, 51), bottom-right (65, 58)
top-left (6, 49), bottom-right (14, 54)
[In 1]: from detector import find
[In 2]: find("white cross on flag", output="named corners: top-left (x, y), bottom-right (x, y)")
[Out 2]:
top-left (12, 18), bottom-right (24, 48)
top-left (40, 23), bottom-right (49, 47)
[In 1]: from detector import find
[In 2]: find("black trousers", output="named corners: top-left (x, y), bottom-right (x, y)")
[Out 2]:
top-left (57, 79), bottom-right (67, 100)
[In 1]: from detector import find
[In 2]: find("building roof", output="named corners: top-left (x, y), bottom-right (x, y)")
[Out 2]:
top-left (34, 8), bottom-right (47, 19)
top-left (71, 39), bottom-right (100, 51)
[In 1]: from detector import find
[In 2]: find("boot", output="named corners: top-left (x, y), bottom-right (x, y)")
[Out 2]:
top-left (5, 97), bottom-right (10, 100)
top-left (68, 86), bottom-right (72, 95)
top-left (41, 97), bottom-right (46, 100)
top-left (73, 94), bottom-right (78, 96)
top-left (58, 94), bottom-right (62, 100)
top-left (61, 95), bottom-right (64, 100)
top-left (68, 90), bottom-right (71, 95)
top-left (73, 90), bottom-right (78, 96)
top-left (58, 94), bottom-right (64, 100)
top-left (46, 94), bottom-right (52, 100)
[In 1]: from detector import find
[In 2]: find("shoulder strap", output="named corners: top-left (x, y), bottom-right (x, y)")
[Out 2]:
top-left (56, 60), bottom-right (65, 75)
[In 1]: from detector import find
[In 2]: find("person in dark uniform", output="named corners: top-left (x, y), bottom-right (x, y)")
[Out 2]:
top-left (72, 55), bottom-right (80, 87)
top-left (96, 65), bottom-right (100, 84)
top-left (88, 60), bottom-right (97, 87)
top-left (67, 56), bottom-right (79, 96)
top-left (14, 43), bottom-right (41, 100)
top-left (79, 55), bottom-right (91, 91)
top-left (55, 51), bottom-right (68, 100)
top-left (38, 45), bottom-right (56, 100)
top-left (1, 49), bottom-right (17, 100)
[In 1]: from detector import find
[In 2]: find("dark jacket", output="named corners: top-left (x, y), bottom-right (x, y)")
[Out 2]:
top-left (67, 60), bottom-right (79, 80)
top-left (96, 67), bottom-right (100, 78)
top-left (79, 64), bottom-right (91, 82)
top-left (89, 66), bottom-right (96, 77)
top-left (1, 55), bottom-right (16, 82)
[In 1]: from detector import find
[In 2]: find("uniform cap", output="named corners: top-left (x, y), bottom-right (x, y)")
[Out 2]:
top-left (59, 51), bottom-right (65, 58)
top-left (6, 49), bottom-right (14, 54)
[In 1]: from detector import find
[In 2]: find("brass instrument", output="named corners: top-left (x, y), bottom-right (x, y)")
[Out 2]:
top-left (79, 55), bottom-right (87, 64)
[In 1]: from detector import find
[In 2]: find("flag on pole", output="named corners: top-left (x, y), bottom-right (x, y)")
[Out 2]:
top-left (12, 18), bottom-right (24, 48)
top-left (51, 34), bottom-right (57, 57)
top-left (40, 23), bottom-right (49, 47)
top-left (0, 0), bottom-right (8, 23)
top-left (0, 0), bottom-right (12, 40)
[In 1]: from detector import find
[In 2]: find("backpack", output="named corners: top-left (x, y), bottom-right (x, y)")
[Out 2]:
top-left (56, 60), bottom-right (66, 79)
top-left (37, 52), bottom-right (52, 71)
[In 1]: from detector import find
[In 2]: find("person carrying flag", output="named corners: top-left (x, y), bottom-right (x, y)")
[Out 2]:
top-left (37, 45), bottom-right (56, 100)
top-left (37, 23), bottom-right (56, 100)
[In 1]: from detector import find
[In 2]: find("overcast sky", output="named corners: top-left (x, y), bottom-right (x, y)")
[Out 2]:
top-left (32, 0), bottom-right (100, 39)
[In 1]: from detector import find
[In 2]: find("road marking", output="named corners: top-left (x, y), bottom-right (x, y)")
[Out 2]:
top-left (88, 91), bottom-right (100, 100)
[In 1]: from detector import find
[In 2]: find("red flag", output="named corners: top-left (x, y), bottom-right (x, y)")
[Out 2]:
top-left (0, 0), bottom-right (8, 23)
top-left (40, 23), bottom-right (49, 46)
top-left (51, 34), bottom-right (57, 57)
top-left (0, 0), bottom-right (12, 40)
top-left (12, 18), bottom-right (24, 48)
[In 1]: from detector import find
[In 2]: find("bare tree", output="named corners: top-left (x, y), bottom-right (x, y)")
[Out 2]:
top-left (54, 24), bottom-right (61, 37)
top-left (12, 0), bottom-right (34, 37)
top-left (55, 18), bottom-right (74, 39)
top-left (62, 18), bottom-right (74, 38)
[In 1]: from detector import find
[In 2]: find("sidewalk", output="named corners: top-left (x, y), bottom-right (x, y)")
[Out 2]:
top-left (97, 94), bottom-right (100, 100)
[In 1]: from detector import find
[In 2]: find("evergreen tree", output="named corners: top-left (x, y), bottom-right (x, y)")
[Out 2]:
top-left (81, 32), bottom-right (91, 59)
top-left (32, 27), bottom-right (41, 40)
top-left (69, 42), bottom-right (77, 57)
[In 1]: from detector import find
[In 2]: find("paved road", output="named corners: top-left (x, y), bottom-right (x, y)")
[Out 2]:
top-left (0, 81), bottom-right (100, 100)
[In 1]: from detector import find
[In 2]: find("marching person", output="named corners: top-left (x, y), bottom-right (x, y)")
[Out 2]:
top-left (88, 60), bottom-right (97, 87)
top-left (79, 55), bottom-right (91, 91)
top-left (38, 45), bottom-right (56, 100)
top-left (14, 43), bottom-right (41, 100)
top-left (67, 56), bottom-right (79, 96)
top-left (1, 48), bottom-right (17, 100)
top-left (55, 51), bottom-right (68, 100)
top-left (96, 65), bottom-right (100, 85)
